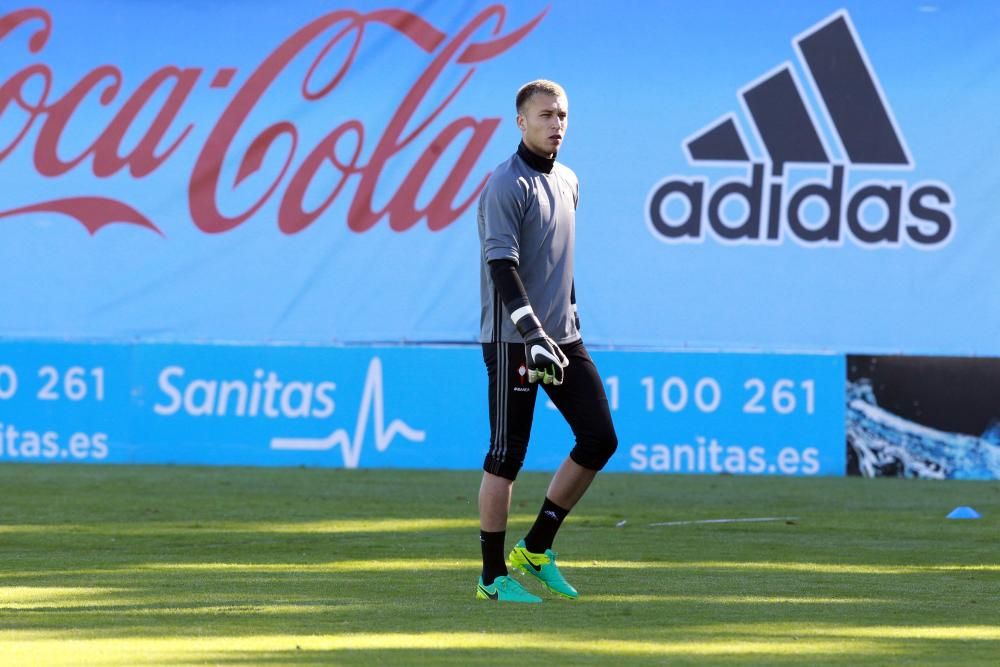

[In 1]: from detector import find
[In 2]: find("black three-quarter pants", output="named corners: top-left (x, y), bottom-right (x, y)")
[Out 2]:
top-left (482, 339), bottom-right (618, 480)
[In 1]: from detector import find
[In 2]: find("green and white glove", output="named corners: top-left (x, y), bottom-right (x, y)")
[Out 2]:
top-left (511, 305), bottom-right (569, 385)
top-left (524, 332), bottom-right (569, 384)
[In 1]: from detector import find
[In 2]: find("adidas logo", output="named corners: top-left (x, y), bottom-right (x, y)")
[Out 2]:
top-left (645, 10), bottom-right (954, 248)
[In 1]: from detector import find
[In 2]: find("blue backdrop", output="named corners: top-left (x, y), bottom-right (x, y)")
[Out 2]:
top-left (2, 2), bottom-right (998, 476)
top-left (2, 1), bottom-right (997, 354)
top-left (0, 342), bottom-right (845, 475)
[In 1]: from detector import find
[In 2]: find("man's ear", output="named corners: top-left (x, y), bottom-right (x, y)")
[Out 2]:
top-left (516, 113), bottom-right (525, 131)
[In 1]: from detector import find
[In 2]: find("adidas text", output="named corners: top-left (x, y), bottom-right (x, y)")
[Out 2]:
top-left (647, 164), bottom-right (953, 247)
top-left (646, 10), bottom-right (956, 250)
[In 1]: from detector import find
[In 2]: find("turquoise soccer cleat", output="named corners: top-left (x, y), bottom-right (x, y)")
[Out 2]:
top-left (475, 575), bottom-right (543, 603)
top-left (509, 539), bottom-right (578, 599)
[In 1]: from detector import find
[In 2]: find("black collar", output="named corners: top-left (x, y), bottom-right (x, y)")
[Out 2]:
top-left (517, 141), bottom-right (555, 174)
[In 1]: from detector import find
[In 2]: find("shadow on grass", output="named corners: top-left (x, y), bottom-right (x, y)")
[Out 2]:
top-left (1, 465), bottom-right (998, 665)
top-left (1, 549), bottom-right (996, 638)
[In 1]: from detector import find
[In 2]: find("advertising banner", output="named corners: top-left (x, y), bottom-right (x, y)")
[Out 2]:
top-left (1, 1), bottom-right (998, 355)
top-left (3, 2), bottom-right (996, 477)
top-left (0, 342), bottom-right (845, 475)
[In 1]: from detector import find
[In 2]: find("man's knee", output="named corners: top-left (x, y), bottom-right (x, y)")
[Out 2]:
top-left (569, 429), bottom-right (618, 471)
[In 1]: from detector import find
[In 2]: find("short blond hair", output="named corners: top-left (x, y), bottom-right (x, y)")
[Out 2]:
top-left (515, 79), bottom-right (566, 113)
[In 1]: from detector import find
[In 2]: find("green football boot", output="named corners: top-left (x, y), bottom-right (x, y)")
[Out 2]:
top-left (475, 575), bottom-right (542, 603)
top-left (509, 540), bottom-right (578, 599)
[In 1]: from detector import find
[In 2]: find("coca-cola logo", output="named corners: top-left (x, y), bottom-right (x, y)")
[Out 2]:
top-left (0, 5), bottom-right (545, 236)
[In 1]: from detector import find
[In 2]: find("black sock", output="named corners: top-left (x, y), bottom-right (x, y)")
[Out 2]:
top-left (523, 497), bottom-right (569, 553)
top-left (480, 530), bottom-right (507, 585)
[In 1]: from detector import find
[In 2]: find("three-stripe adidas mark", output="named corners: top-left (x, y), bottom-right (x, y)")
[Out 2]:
top-left (646, 10), bottom-right (954, 249)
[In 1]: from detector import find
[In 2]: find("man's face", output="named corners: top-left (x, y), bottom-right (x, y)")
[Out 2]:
top-left (517, 93), bottom-right (568, 157)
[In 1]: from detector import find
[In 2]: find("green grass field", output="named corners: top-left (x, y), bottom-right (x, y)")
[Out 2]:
top-left (0, 464), bottom-right (997, 666)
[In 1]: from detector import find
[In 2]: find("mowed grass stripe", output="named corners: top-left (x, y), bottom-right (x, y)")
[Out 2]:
top-left (0, 464), bottom-right (997, 666)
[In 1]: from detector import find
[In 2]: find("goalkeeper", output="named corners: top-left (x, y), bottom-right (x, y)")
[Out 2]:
top-left (475, 79), bottom-right (618, 604)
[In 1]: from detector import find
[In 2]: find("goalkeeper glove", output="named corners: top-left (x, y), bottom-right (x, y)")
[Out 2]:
top-left (511, 305), bottom-right (569, 385)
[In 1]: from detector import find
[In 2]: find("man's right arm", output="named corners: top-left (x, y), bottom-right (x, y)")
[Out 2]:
top-left (481, 177), bottom-right (524, 267)
top-left (489, 259), bottom-right (568, 385)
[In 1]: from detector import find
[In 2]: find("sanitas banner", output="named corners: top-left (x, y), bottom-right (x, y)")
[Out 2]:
top-left (0, 342), bottom-right (844, 475)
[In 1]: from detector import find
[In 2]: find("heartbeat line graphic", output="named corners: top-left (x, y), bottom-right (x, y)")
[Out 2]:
top-left (269, 357), bottom-right (425, 468)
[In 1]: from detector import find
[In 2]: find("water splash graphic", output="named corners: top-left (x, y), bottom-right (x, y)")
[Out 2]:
top-left (270, 357), bottom-right (425, 468)
top-left (847, 380), bottom-right (1000, 479)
